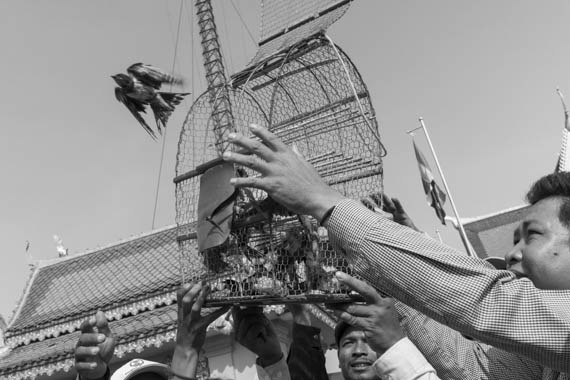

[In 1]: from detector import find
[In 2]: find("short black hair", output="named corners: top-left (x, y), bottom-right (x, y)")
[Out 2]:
top-left (526, 172), bottom-right (570, 228)
top-left (334, 321), bottom-right (351, 347)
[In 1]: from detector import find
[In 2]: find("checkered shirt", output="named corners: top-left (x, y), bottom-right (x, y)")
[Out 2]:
top-left (326, 199), bottom-right (570, 378)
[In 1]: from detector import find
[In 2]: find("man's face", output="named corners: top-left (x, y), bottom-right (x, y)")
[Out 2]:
top-left (337, 327), bottom-right (379, 380)
top-left (505, 197), bottom-right (570, 290)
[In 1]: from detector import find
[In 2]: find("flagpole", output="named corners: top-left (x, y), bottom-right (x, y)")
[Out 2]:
top-left (415, 117), bottom-right (476, 257)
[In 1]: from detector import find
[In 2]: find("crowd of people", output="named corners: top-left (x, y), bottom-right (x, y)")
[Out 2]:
top-left (74, 125), bottom-right (570, 379)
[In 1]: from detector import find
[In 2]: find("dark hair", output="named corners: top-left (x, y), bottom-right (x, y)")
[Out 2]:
top-left (334, 321), bottom-right (351, 347)
top-left (526, 172), bottom-right (570, 228)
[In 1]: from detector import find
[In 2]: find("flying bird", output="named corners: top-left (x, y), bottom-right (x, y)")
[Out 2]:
top-left (112, 63), bottom-right (189, 139)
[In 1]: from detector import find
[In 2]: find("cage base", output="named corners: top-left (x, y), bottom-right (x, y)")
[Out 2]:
top-left (204, 292), bottom-right (364, 307)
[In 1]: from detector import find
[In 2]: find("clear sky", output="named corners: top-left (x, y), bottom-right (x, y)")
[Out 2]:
top-left (1, 0), bottom-right (569, 320)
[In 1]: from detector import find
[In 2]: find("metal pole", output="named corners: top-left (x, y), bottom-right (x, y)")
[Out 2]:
top-left (418, 117), bottom-right (476, 257)
top-left (435, 229), bottom-right (443, 244)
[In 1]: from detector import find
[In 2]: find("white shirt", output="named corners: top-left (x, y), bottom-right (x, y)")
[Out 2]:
top-left (374, 338), bottom-right (440, 380)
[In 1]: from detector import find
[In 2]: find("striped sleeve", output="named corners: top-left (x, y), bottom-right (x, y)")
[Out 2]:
top-left (326, 198), bottom-right (570, 373)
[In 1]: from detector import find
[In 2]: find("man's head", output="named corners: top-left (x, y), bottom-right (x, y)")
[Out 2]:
top-left (110, 359), bottom-right (169, 380)
top-left (335, 322), bottom-right (379, 380)
top-left (505, 172), bottom-right (570, 289)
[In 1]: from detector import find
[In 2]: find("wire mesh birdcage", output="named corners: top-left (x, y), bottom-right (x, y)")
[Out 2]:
top-left (175, 24), bottom-right (385, 306)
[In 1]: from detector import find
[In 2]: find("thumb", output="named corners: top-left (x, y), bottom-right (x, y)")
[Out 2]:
top-left (95, 310), bottom-right (112, 337)
top-left (335, 272), bottom-right (381, 304)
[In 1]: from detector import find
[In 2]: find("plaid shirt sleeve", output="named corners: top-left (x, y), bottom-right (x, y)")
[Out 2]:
top-left (395, 302), bottom-right (544, 379)
top-left (326, 199), bottom-right (570, 373)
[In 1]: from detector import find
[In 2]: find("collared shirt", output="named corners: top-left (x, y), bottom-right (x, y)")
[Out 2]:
top-left (326, 198), bottom-right (570, 378)
top-left (374, 337), bottom-right (439, 380)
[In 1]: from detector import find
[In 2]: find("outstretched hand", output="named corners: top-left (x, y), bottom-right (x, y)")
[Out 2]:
top-left (74, 311), bottom-right (115, 380)
top-left (172, 282), bottom-right (230, 379)
top-left (330, 272), bottom-right (404, 355)
top-left (223, 124), bottom-right (345, 222)
top-left (381, 195), bottom-right (421, 232)
top-left (233, 307), bottom-right (283, 367)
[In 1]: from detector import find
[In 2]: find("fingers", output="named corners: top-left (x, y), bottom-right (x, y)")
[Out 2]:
top-left (330, 303), bottom-right (372, 318)
top-left (333, 309), bottom-right (362, 329)
top-left (226, 127), bottom-right (274, 161)
top-left (79, 316), bottom-right (96, 334)
top-left (335, 272), bottom-right (382, 304)
top-left (380, 194), bottom-right (396, 214)
top-left (75, 345), bottom-right (100, 360)
top-left (75, 362), bottom-right (99, 372)
top-left (247, 124), bottom-right (287, 153)
top-left (234, 307), bottom-right (265, 343)
top-left (179, 282), bottom-right (204, 320)
top-left (223, 150), bottom-right (269, 174)
top-left (95, 311), bottom-right (111, 337)
top-left (391, 198), bottom-right (406, 214)
top-left (190, 286), bottom-right (210, 321)
top-left (77, 332), bottom-right (106, 348)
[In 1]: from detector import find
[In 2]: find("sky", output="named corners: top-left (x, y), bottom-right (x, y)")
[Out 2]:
top-left (1, 0), bottom-right (569, 321)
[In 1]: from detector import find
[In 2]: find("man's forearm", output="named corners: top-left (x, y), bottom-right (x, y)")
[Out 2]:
top-left (327, 198), bottom-right (570, 372)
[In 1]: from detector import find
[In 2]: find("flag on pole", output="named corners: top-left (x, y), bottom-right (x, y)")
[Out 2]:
top-left (413, 140), bottom-right (447, 225)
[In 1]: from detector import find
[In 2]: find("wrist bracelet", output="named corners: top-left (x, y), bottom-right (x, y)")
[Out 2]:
top-left (169, 371), bottom-right (197, 380)
top-left (319, 206), bottom-right (336, 226)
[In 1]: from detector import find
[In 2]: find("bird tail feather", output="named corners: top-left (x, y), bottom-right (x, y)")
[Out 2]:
top-left (150, 92), bottom-right (190, 133)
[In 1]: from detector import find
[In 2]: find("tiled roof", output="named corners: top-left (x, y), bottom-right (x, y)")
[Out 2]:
top-left (5, 224), bottom-right (204, 347)
top-left (0, 304), bottom-right (179, 380)
top-left (463, 205), bottom-right (529, 258)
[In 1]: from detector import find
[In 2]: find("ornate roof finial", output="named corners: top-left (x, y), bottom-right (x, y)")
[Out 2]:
top-left (53, 235), bottom-right (68, 258)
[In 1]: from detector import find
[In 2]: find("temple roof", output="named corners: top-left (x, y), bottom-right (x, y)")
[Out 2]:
top-left (0, 304), bottom-right (179, 380)
top-left (463, 205), bottom-right (529, 258)
top-left (5, 224), bottom-right (203, 348)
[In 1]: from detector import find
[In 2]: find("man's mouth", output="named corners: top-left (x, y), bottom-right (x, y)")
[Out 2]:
top-left (350, 360), bottom-right (373, 369)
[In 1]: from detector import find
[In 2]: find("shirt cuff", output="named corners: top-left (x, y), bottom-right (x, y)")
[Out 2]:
top-left (256, 355), bottom-right (290, 380)
top-left (326, 198), bottom-right (387, 255)
top-left (373, 337), bottom-right (437, 380)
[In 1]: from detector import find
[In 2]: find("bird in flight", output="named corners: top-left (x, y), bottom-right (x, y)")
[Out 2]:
top-left (112, 63), bottom-right (189, 140)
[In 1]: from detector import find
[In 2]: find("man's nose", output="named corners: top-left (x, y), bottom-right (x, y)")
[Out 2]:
top-left (352, 341), bottom-right (369, 356)
top-left (505, 243), bottom-right (523, 267)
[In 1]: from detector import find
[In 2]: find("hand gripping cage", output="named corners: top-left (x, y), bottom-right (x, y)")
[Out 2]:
top-left (174, 33), bottom-right (385, 306)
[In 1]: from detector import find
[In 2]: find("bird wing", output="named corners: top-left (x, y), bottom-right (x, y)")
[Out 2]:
top-left (114, 87), bottom-right (157, 140)
top-left (127, 63), bottom-right (181, 89)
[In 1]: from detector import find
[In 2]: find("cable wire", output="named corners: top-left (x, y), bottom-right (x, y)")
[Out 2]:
top-left (152, 0), bottom-right (184, 230)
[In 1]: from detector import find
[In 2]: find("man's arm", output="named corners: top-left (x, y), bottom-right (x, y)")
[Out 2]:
top-left (74, 311), bottom-right (115, 380)
top-left (395, 301), bottom-right (543, 380)
top-left (329, 198), bottom-right (570, 373)
top-left (286, 305), bottom-right (328, 380)
top-left (233, 307), bottom-right (291, 380)
top-left (171, 283), bottom-right (230, 380)
top-left (223, 124), bottom-right (570, 372)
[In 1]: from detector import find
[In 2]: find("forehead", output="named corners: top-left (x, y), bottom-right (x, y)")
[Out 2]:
top-left (340, 326), bottom-right (365, 342)
top-left (523, 198), bottom-right (564, 226)
top-left (515, 197), bottom-right (568, 235)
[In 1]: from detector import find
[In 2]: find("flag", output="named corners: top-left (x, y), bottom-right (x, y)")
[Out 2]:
top-left (413, 140), bottom-right (447, 225)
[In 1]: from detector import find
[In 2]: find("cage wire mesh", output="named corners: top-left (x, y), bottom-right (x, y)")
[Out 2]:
top-left (175, 33), bottom-right (385, 306)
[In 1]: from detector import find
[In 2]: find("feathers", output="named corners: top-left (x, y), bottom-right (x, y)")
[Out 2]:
top-left (111, 63), bottom-right (190, 139)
